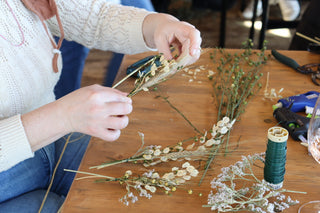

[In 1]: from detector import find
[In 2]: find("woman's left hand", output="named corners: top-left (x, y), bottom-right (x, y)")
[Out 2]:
top-left (142, 13), bottom-right (202, 65)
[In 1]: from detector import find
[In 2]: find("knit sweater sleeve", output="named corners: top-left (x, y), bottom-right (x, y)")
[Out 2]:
top-left (0, 115), bottom-right (34, 172)
top-left (47, 0), bottom-right (155, 54)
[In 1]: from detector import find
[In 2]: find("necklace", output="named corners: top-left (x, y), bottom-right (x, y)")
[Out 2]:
top-left (0, 0), bottom-right (25, 47)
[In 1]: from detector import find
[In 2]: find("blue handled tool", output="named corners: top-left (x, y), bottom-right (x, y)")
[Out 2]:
top-left (273, 91), bottom-right (320, 113)
top-left (126, 55), bottom-right (161, 78)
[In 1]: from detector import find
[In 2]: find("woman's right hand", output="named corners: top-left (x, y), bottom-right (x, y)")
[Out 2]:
top-left (57, 84), bottom-right (132, 141)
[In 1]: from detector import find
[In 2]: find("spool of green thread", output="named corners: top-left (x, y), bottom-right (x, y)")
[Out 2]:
top-left (264, 127), bottom-right (288, 190)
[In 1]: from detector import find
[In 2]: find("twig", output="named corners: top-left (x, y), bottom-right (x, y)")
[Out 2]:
top-left (161, 96), bottom-right (203, 135)
top-left (38, 134), bottom-right (73, 213)
top-left (198, 143), bottom-right (222, 186)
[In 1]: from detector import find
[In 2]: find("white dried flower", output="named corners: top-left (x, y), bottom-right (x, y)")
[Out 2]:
top-left (189, 169), bottom-right (199, 177)
top-left (163, 147), bottom-right (170, 154)
top-left (154, 149), bottom-right (161, 156)
top-left (172, 167), bottom-right (179, 172)
top-left (186, 165), bottom-right (195, 173)
top-left (175, 178), bottom-right (185, 184)
top-left (196, 145), bottom-right (206, 152)
top-left (204, 139), bottom-right (215, 146)
top-left (183, 175), bottom-right (191, 180)
top-left (186, 143), bottom-right (195, 150)
top-left (208, 70), bottom-right (215, 77)
top-left (176, 170), bottom-right (187, 177)
top-left (125, 170), bottom-right (132, 176)
top-left (151, 172), bottom-right (160, 179)
top-left (217, 120), bottom-right (224, 127)
top-left (149, 186), bottom-right (156, 193)
top-left (160, 156), bottom-right (168, 162)
top-left (162, 172), bottom-right (175, 180)
top-left (182, 162), bottom-right (191, 168)
top-left (222, 116), bottom-right (230, 124)
top-left (143, 154), bottom-right (152, 160)
top-left (220, 126), bottom-right (228, 134)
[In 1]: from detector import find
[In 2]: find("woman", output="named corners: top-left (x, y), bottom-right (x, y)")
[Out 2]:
top-left (0, 0), bottom-right (201, 212)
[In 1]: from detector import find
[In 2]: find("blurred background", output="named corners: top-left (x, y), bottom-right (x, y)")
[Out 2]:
top-left (81, 0), bottom-right (310, 87)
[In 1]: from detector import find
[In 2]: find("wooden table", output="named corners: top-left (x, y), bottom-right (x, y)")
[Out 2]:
top-left (62, 49), bottom-right (320, 212)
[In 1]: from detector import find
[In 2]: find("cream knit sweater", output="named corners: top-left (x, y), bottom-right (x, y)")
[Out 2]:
top-left (0, 0), bottom-right (152, 172)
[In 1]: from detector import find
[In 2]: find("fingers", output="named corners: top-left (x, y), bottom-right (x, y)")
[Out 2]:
top-left (106, 115), bottom-right (129, 130)
top-left (90, 116), bottom-right (129, 142)
top-left (174, 22), bottom-right (201, 59)
top-left (155, 20), bottom-right (202, 63)
top-left (99, 129), bottom-right (121, 142)
top-left (89, 85), bottom-right (132, 104)
top-left (62, 85), bottom-right (133, 142)
top-left (103, 102), bottom-right (133, 116)
top-left (155, 35), bottom-right (173, 60)
top-left (188, 26), bottom-right (202, 57)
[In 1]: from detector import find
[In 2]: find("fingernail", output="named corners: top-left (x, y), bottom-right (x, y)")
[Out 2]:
top-left (191, 49), bottom-right (196, 56)
top-left (126, 97), bottom-right (132, 104)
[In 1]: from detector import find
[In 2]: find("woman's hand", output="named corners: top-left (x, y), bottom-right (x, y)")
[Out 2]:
top-left (58, 85), bottom-right (132, 141)
top-left (22, 85), bottom-right (132, 151)
top-left (142, 13), bottom-right (202, 65)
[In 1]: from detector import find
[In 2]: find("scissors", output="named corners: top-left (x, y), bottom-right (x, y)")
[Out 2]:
top-left (272, 49), bottom-right (320, 86)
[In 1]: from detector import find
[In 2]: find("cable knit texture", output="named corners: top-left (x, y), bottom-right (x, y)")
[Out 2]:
top-left (0, 0), bottom-right (152, 172)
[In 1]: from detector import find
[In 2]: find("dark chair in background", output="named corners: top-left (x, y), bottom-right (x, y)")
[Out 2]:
top-left (248, 0), bottom-right (302, 48)
top-left (151, 0), bottom-right (237, 48)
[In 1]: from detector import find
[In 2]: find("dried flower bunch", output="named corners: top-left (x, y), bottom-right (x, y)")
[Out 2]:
top-left (203, 153), bottom-right (305, 212)
top-left (90, 117), bottom-right (235, 170)
top-left (128, 48), bottom-right (194, 97)
top-left (65, 161), bottom-right (199, 206)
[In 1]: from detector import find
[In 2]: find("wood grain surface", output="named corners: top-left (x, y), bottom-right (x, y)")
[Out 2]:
top-left (61, 49), bottom-right (320, 212)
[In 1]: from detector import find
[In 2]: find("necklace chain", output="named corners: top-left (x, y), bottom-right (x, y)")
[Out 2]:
top-left (0, 0), bottom-right (25, 47)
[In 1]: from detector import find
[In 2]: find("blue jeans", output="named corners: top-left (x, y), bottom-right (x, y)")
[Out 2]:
top-left (54, 41), bottom-right (90, 99)
top-left (54, 0), bottom-right (155, 99)
top-left (0, 133), bottom-right (90, 212)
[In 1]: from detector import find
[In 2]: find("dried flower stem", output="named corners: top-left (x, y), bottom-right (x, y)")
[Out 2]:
top-left (160, 96), bottom-right (203, 135)
top-left (66, 162), bottom-right (199, 206)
